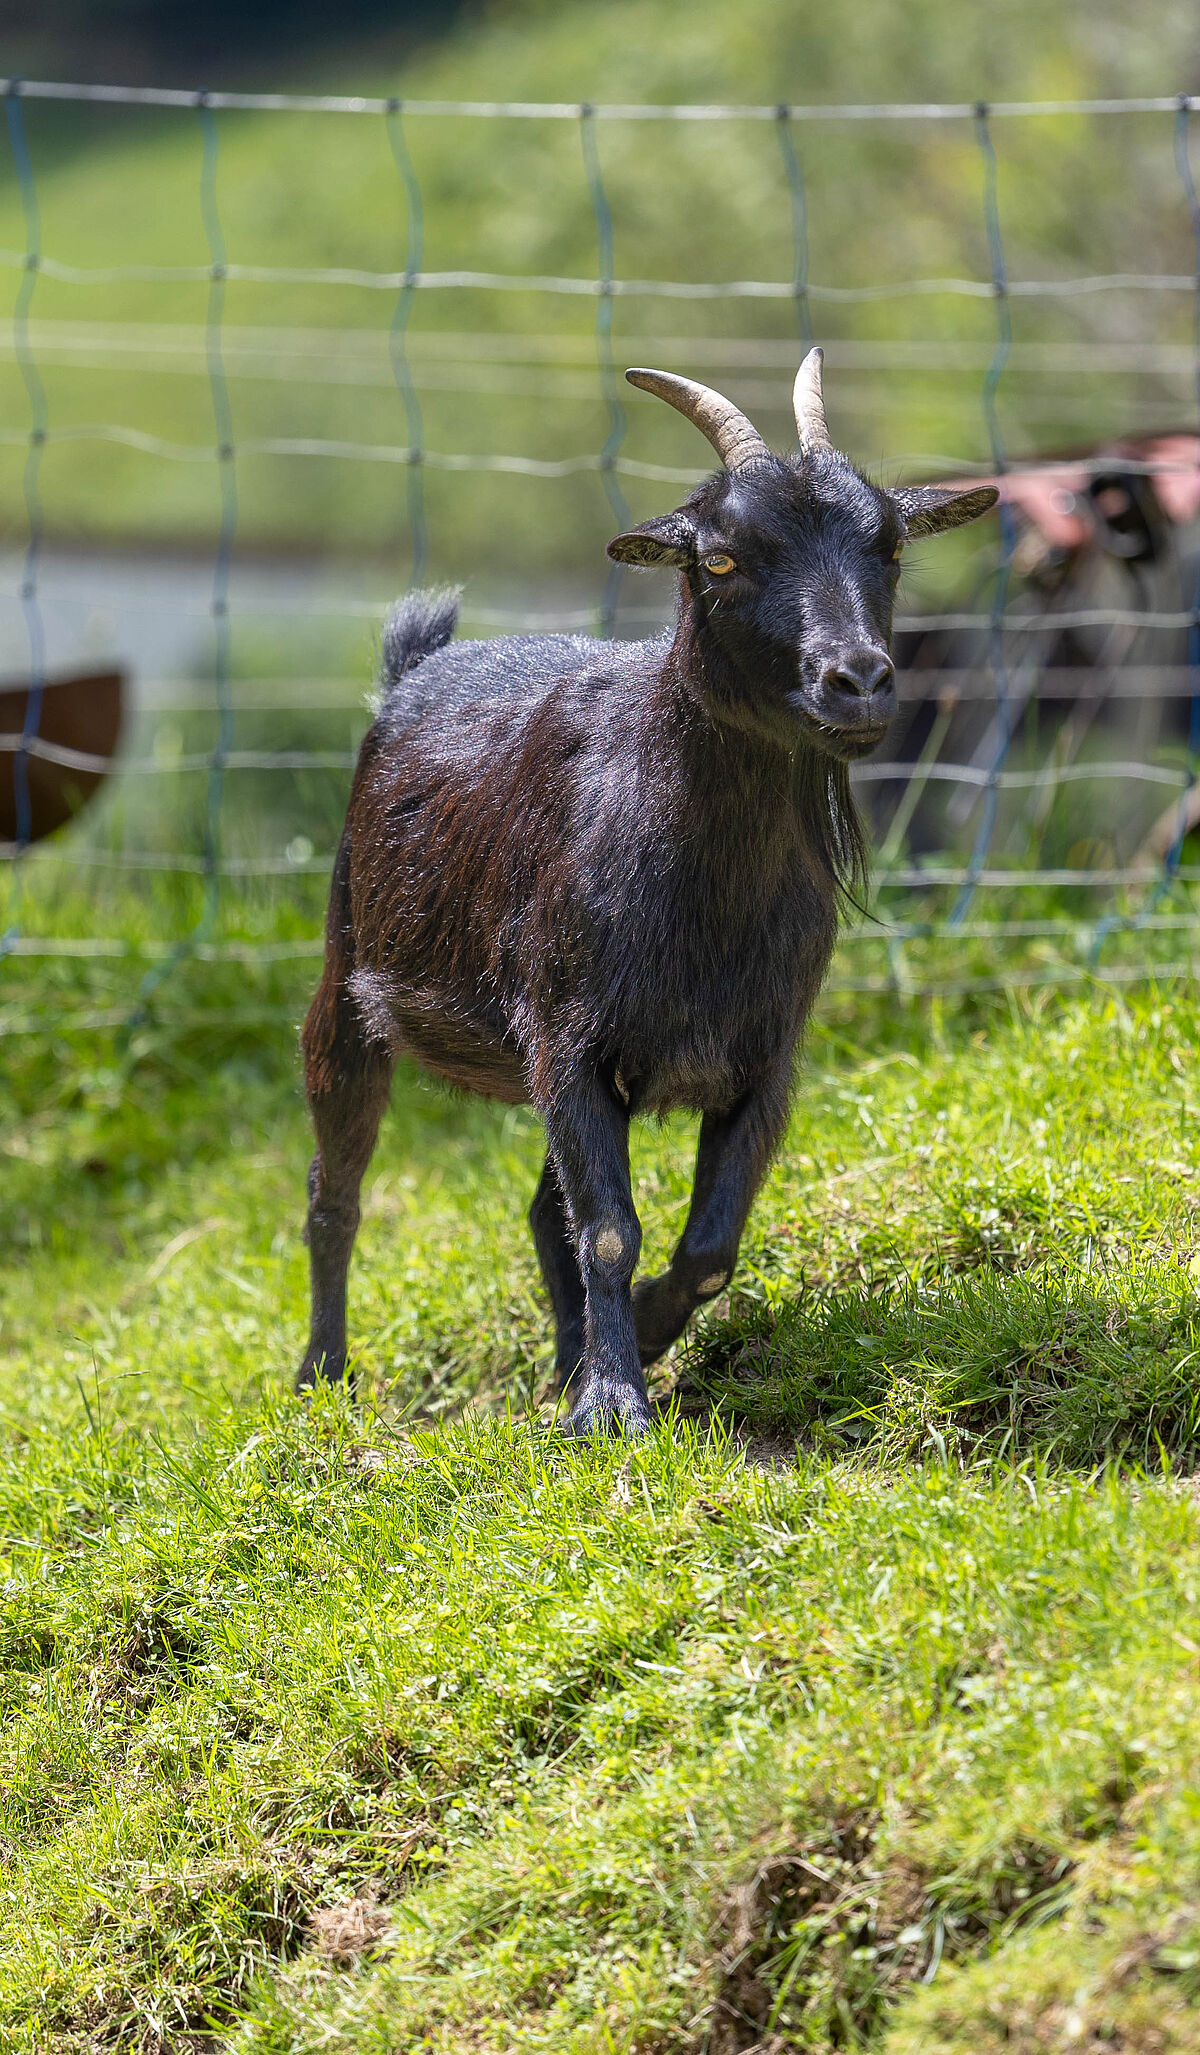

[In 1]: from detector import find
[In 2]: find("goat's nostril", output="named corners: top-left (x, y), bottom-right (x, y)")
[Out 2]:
top-left (824, 650), bottom-right (894, 699)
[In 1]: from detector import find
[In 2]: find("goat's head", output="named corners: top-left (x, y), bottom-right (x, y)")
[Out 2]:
top-left (607, 351), bottom-right (998, 760)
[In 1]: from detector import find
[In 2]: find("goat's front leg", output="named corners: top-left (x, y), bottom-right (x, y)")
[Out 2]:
top-left (634, 1058), bottom-right (792, 1368)
top-left (542, 1070), bottom-right (648, 1438)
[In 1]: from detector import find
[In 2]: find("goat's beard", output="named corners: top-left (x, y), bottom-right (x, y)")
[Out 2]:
top-left (792, 748), bottom-right (869, 901)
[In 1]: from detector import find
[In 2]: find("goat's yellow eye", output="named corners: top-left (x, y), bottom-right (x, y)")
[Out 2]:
top-left (703, 552), bottom-right (737, 575)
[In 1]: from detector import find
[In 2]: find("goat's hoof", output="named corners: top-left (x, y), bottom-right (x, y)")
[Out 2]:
top-left (295, 1352), bottom-right (351, 1396)
top-left (563, 1381), bottom-right (651, 1441)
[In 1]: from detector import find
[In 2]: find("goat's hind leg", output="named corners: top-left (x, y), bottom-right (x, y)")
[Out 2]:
top-left (529, 1156), bottom-right (586, 1402)
top-left (297, 975), bottom-right (394, 1393)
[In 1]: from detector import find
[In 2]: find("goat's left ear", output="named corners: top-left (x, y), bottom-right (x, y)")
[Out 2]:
top-left (892, 484), bottom-right (1000, 540)
top-left (607, 510), bottom-right (696, 568)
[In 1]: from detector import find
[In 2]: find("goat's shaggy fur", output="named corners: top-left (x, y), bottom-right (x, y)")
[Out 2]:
top-left (297, 394), bottom-right (996, 1435)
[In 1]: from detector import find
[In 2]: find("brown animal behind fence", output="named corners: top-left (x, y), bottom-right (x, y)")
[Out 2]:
top-left (0, 668), bottom-right (124, 847)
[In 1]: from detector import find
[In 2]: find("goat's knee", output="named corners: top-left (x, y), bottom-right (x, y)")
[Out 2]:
top-left (687, 1248), bottom-right (737, 1300)
top-left (663, 1228), bottom-right (738, 1304)
top-left (580, 1209), bottom-right (641, 1289)
top-left (632, 1235), bottom-right (736, 1369)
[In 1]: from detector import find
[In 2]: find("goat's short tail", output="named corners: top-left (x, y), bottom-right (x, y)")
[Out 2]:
top-left (379, 586), bottom-right (460, 700)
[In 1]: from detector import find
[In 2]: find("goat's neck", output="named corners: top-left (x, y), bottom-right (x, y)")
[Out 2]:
top-left (648, 600), bottom-right (860, 898)
top-left (657, 602), bottom-right (812, 806)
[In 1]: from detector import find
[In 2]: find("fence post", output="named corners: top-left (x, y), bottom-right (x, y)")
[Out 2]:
top-left (1, 79), bottom-right (48, 961)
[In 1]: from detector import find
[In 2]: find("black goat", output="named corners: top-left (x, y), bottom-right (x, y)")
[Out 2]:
top-left (298, 352), bottom-right (996, 1433)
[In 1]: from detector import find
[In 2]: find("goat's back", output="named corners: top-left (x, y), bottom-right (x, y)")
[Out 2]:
top-left (377, 590), bottom-right (656, 741)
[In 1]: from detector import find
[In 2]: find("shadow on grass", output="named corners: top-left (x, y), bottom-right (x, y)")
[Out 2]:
top-left (674, 1262), bottom-right (1200, 1470)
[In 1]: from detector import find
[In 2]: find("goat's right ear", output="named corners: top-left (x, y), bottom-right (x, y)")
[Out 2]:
top-left (607, 511), bottom-right (696, 568)
top-left (893, 484), bottom-right (1000, 539)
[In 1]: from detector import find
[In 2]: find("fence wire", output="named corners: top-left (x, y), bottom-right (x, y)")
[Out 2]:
top-left (6, 79), bottom-right (1200, 1026)
top-left (5, 83), bottom-right (1200, 117)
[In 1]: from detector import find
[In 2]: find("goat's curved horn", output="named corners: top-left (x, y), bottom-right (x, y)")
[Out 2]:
top-left (793, 346), bottom-right (833, 453)
top-left (625, 366), bottom-right (771, 471)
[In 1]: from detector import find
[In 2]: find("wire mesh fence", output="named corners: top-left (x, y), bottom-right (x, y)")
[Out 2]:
top-left (4, 79), bottom-right (1200, 1033)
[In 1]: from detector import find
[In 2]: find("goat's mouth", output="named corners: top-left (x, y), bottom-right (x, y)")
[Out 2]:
top-left (788, 695), bottom-right (893, 761)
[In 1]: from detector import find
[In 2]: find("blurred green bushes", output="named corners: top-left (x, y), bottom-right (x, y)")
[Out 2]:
top-left (0, 0), bottom-right (1196, 575)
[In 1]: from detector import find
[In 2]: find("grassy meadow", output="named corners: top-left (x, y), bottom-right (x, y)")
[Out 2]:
top-left (4, 949), bottom-right (1200, 2049)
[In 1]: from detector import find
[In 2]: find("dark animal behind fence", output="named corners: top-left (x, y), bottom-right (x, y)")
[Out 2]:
top-left (879, 439), bottom-right (1200, 862)
top-left (298, 350), bottom-right (996, 1435)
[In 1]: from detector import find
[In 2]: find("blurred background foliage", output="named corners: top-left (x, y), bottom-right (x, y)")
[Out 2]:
top-left (0, 0), bottom-right (1196, 580)
top-left (2, 0), bottom-right (1200, 1002)
top-left (0, 0), bottom-right (467, 84)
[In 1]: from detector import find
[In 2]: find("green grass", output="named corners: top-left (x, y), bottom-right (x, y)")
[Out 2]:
top-left (5, 949), bottom-right (1200, 2047)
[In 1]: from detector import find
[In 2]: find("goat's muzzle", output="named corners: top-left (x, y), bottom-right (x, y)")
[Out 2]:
top-left (791, 645), bottom-right (896, 759)
top-left (822, 647), bottom-right (895, 702)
